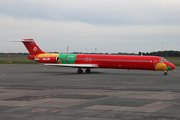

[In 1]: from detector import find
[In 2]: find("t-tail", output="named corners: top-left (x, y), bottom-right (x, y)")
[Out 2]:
top-left (21, 39), bottom-right (45, 55)
top-left (8, 39), bottom-right (47, 60)
top-left (16, 39), bottom-right (59, 63)
top-left (20, 39), bottom-right (46, 60)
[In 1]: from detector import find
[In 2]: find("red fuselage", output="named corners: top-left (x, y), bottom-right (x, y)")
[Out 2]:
top-left (74, 54), bottom-right (175, 70)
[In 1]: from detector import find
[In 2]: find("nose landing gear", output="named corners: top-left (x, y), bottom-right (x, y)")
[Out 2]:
top-left (164, 71), bottom-right (168, 75)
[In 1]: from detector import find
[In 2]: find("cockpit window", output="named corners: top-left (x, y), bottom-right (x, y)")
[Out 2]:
top-left (159, 58), bottom-right (167, 63)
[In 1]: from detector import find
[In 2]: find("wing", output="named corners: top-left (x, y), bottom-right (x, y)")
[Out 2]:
top-left (44, 64), bottom-right (99, 68)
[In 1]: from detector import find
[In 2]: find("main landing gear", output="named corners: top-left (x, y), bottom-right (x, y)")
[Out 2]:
top-left (77, 68), bottom-right (83, 74)
top-left (86, 68), bottom-right (91, 73)
top-left (77, 68), bottom-right (91, 74)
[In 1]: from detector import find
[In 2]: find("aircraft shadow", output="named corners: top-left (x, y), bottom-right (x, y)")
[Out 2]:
top-left (31, 71), bottom-right (161, 76)
top-left (32, 71), bottom-right (103, 76)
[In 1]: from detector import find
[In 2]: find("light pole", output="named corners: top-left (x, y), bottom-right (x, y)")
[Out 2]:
top-left (162, 42), bottom-right (164, 57)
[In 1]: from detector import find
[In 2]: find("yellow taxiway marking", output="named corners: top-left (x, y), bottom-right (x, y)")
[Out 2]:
top-left (24, 67), bottom-right (47, 70)
top-left (0, 73), bottom-right (5, 76)
top-left (85, 102), bottom-right (175, 113)
top-left (35, 80), bottom-right (56, 83)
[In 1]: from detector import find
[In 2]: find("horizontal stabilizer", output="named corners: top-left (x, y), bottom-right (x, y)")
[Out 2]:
top-left (6, 40), bottom-right (34, 43)
top-left (44, 64), bottom-right (99, 68)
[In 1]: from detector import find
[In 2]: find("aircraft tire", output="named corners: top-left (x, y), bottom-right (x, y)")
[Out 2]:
top-left (77, 68), bottom-right (83, 74)
top-left (164, 72), bottom-right (168, 75)
top-left (86, 68), bottom-right (91, 73)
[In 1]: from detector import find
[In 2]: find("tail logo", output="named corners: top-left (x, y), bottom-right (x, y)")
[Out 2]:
top-left (33, 47), bottom-right (37, 51)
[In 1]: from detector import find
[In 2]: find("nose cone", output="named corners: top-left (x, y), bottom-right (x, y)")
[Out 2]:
top-left (170, 63), bottom-right (176, 70)
top-left (165, 62), bottom-right (176, 70)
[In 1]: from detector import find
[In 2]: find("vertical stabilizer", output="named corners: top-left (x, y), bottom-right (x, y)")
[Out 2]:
top-left (21, 39), bottom-right (45, 55)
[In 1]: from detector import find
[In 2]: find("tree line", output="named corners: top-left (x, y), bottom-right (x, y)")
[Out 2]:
top-left (138, 50), bottom-right (180, 57)
top-left (1, 50), bottom-right (180, 57)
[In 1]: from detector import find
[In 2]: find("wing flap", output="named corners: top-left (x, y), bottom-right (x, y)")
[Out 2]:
top-left (44, 64), bottom-right (99, 68)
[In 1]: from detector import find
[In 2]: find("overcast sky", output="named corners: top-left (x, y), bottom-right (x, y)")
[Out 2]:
top-left (0, 0), bottom-right (180, 53)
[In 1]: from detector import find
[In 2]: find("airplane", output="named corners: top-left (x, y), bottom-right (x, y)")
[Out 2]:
top-left (10, 39), bottom-right (175, 75)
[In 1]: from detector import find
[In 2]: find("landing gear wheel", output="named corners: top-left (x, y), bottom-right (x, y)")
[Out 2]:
top-left (77, 68), bottom-right (83, 74)
top-left (164, 72), bottom-right (168, 75)
top-left (86, 68), bottom-right (91, 73)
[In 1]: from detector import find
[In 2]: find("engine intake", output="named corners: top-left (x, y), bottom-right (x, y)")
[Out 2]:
top-left (35, 57), bottom-right (60, 63)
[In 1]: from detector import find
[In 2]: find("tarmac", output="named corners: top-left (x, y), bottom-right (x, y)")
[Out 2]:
top-left (0, 64), bottom-right (180, 120)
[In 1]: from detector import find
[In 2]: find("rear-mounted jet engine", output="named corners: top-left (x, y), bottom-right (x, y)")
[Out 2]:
top-left (35, 57), bottom-right (60, 63)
